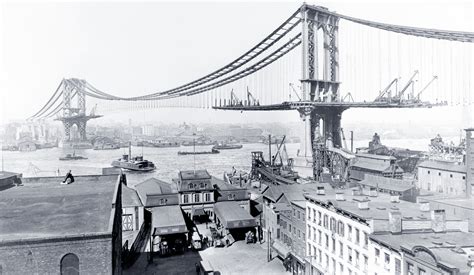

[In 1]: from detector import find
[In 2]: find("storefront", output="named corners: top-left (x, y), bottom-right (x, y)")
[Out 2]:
top-left (214, 201), bottom-right (257, 240)
top-left (151, 205), bottom-right (188, 256)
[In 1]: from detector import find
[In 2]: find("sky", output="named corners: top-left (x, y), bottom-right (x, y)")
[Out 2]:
top-left (0, 0), bottom-right (472, 126)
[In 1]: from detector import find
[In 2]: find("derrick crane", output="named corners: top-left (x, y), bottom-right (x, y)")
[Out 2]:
top-left (272, 135), bottom-right (286, 165)
top-left (246, 87), bottom-right (259, 106)
top-left (230, 89), bottom-right (241, 106)
top-left (375, 78), bottom-right (399, 102)
top-left (289, 83), bottom-right (302, 101)
top-left (416, 76), bottom-right (438, 100)
top-left (395, 70), bottom-right (419, 102)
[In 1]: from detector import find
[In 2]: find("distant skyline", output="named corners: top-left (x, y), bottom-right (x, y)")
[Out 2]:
top-left (1, 0), bottom-right (472, 126)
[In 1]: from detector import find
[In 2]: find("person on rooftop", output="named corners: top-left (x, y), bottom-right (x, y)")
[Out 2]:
top-left (62, 170), bottom-right (74, 184)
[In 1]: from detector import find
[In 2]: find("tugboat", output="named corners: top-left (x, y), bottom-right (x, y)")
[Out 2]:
top-left (111, 143), bottom-right (156, 172)
top-left (212, 144), bottom-right (243, 150)
top-left (59, 151), bottom-right (87, 161)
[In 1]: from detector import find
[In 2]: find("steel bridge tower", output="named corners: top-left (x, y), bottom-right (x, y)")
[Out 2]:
top-left (56, 80), bottom-right (101, 144)
top-left (299, 6), bottom-right (345, 180)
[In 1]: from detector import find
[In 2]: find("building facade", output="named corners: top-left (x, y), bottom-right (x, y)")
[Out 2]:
top-left (417, 160), bottom-right (467, 196)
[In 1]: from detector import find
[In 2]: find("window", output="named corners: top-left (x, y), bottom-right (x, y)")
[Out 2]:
top-left (407, 263), bottom-right (414, 275)
top-left (194, 193), bottom-right (200, 203)
top-left (204, 193), bottom-right (212, 202)
top-left (293, 209), bottom-right (296, 217)
top-left (395, 259), bottom-right (401, 275)
top-left (325, 234), bottom-right (329, 248)
top-left (355, 250), bottom-right (360, 267)
top-left (364, 232), bottom-right (368, 248)
top-left (364, 255), bottom-right (368, 271)
top-left (463, 176), bottom-right (466, 180)
top-left (289, 224), bottom-right (292, 232)
top-left (375, 248), bottom-right (380, 264)
top-left (188, 183), bottom-right (194, 189)
top-left (339, 264), bottom-right (344, 274)
top-left (313, 227), bottom-right (317, 241)
top-left (318, 249), bottom-right (322, 263)
top-left (450, 174), bottom-right (453, 178)
top-left (427, 170), bottom-right (430, 174)
top-left (332, 238), bottom-right (336, 253)
top-left (318, 230), bottom-right (322, 245)
top-left (384, 253), bottom-right (390, 265)
top-left (227, 194), bottom-right (235, 200)
top-left (200, 182), bottom-right (205, 188)
top-left (339, 241), bottom-right (343, 257)
top-left (307, 208), bottom-right (311, 220)
top-left (355, 228), bottom-right (360, 244)
top-left (348, 247), bottom-right (353, 263)
top-left (323, 215), bottom-right (328, 228)
top-left (313, 209), bottom-right (317, 222)
top-left (159, 198), bottom-right (167, 205)
top-left (318, 211), bottom-right (322, 225)
top-left (330, 217), bottom-right (336, 233)
top-left (61, 253), bottom-right (79, 275)
top-left (297, 210), bottom-right (301, 220)
top-left (298, 229), bottom-right (301, 239)
top-left (438, 172), bottom-right (441, 176)
top-left (338, 221), bottom-right (345, 237)
top-left (183, 194), bottom-right (189, 203)
top-left (418, 268), bottom-right (426, 275)
top-left (122, 214), bottom-right (133, 231)
top-left (332, 258), bottom-right (336, 274)
top-left (348, 225), bottom-right (352, 241)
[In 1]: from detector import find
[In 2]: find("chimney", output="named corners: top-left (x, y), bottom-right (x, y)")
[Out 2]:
top-left (352, 188), bottom-right (361, 196)
top-left (390, 194), bottom-right (400, 203)
top-left (369, 187), bottom-right (378, 197)
top-left (317, 186), bottom-right (325, 195)
top-left (336, 191), bottom-right (345, 201)
top-left (389, 211), bottom-right (402, 234)
top-left (419, 201), bottom-right (430, 212)
top-left (431, 209), bottom-right (446, 233)
top-left (355, 197), bottom-right (370, 210)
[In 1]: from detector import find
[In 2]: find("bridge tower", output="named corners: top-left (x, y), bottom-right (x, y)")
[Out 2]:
top-left (299, 5), bottom-right (343, 180)
top-left (56, 79), bottom-right (101, 147)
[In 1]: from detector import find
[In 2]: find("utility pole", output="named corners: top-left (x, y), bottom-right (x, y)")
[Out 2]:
top-left (350, 131), bottom-right (354, 153)
top-left (193, 133), bottom-right (196, 174)
top-left (268, 134), bottom-right (272, 166)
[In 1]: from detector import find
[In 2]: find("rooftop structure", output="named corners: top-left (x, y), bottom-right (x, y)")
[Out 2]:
top-left (349, 153), bottom-right (403, 181)
top-left (0, 174), bottom-right (120, 242)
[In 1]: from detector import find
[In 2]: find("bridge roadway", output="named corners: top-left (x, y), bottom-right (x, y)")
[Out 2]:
top-left (212, 100), bottom-right (440, 111)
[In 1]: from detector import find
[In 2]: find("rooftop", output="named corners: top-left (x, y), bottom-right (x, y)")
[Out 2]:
top-left (0, 174), bottom-right (119, 242)
top-left (151, 205), bottom-right (187, 236)
top-left (351, 157), bottom-right (403, 173)
top-left (359, 174), bottom-right (415, 192)
top-left (304, 190), bottom-right (462, 226)
top-left (134, 178), bottom-right (177, 206)
top-left (122, 184), bottom-right (143, 207)
top-left (371, 231), bottom-right (474, 274)
top-left (356, 153), bottom-right (396, 161)
top-left (211, 177), bottom-right (243, 191)
top-left (418, 160), bottom-right (467, 173)
top-left (179, 170), bottom-right (211, 180)
top-left (0, 171), bottom-right (21, 181)
top-left (263, 182), bottom-right (334, 203)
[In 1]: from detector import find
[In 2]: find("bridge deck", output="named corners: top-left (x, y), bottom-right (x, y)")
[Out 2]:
top-left (213, 101), bottom-right (438, 111)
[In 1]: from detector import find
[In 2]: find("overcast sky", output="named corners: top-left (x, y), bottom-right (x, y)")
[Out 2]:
top-left (0, 0), bottom-right (472, 126)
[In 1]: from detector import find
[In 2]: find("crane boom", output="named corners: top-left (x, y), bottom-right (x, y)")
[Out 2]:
top-left (375, 78), bottom-right (399, 101)
top-left (340, 128), bottom-right (348, 150)
top-left (397, 70), bottom-right (419, 100)
top-left (289, 83), bottom-right (302, 101)
top-left (273, 135), bottom-right (286, 164)
top-left (416, 76), bottom-right (438, 100)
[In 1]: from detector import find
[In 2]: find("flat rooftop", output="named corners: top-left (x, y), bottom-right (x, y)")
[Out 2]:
top-left (371, 231), bottom-right (474, 274)
top-left (0, 171), bottom-right (21, 180)
top-left (179, 170), bottom-right (211, 180)
top-left (304, 190), bottom-right (462, 223)
top-left (0, 174), bottom-right (119, 242)
top-left (418, 160), bottom-right (466, 173)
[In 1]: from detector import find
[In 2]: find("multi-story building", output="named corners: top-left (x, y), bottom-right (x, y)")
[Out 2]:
top-left (417, 160), bottom-right (467, 196)
top-left (349, 153), bottom-right (404, 181)
top-left (290, 200), bottom-right (307, 275)
top-left (304, 189), bottom-right (470, 275)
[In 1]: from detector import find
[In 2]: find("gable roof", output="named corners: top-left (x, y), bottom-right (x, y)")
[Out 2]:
top-left (134, 178), bottom-right (177, 205)
top-left (122, 184), bottom-right (143, 207)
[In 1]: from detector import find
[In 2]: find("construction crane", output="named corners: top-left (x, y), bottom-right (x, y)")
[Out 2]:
top-left (375, 78), bottom-right (399, 102)
top-left (230, 89), bottom-right (241, 106)
top-left (272, 135), bottom-right (286, 166)
top-left (246, 87), bottom-right (259, 106)
top-left (289, 83), bottom-right (302, 101)
top-left (416, 76), bottom-right (438, 100)
top-left (395, 70), bottom-right (419, 102)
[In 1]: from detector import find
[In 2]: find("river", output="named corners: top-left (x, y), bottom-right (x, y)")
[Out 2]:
top-left (0, 137), bottom-right (443, 185)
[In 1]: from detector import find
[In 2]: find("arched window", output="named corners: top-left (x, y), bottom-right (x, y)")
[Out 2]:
top-left (60, 253), bottom-right (79, 275)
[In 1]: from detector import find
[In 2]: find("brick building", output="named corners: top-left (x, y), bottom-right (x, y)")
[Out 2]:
top-left (0, 174), bottom-right (122, 274)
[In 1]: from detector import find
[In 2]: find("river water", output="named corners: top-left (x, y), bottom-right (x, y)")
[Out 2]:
top-left (1, 138), bottom-right (441, 185)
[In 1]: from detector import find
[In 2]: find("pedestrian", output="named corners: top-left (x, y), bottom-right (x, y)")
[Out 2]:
top-left (195, 263), bottom-right (200, 275)
top-left (62, 170), bottom-right (74, 184)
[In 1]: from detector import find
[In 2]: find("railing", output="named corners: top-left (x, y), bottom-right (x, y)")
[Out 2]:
top-left (122, 221), bottom-right (151, 268)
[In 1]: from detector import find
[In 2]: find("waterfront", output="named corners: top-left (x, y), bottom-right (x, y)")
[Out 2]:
top-left (1, 137), bottom-right (443, 183)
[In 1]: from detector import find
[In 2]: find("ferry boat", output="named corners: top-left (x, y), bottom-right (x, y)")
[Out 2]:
top-left (59, 152), bottom-right (88, 161)
top-left (94, 143), bottom-right (119, 150)
top-left (111, 144), bottom-right (156, 172)
top-left (212, 144), bottom-right (243, 150)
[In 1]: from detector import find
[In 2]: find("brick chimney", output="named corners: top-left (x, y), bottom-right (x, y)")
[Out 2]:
top-left (390, 194), bottom-right (400, 203)
top-left (419, 201), bottom-right (430, 212)
top-left (369, 187), bottom-right (378, 197)
top-left (355, 197), bottom-right (370, 210)
top-left (389, 211), bottom-right (402, 234)
top-left (431, 209), bottom-right (446, 233)
top-left (336, 191), bottom-right (345, 201)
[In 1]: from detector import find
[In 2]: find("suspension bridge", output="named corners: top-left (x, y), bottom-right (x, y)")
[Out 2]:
top-left (29, 4), bottom-right (473, 180)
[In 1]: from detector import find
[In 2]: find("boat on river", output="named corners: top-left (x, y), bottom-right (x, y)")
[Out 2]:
top-left (212, 144), bottom-right (243, 150)
top-left (111, 143), bottom-right (156, 172)
top-left (177, 148), bottom-right (220, 155)
top-left (59, 152), bottom-right (87, 161)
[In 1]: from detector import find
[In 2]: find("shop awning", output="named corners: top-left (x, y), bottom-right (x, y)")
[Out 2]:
top-left (272, 240), bottom-right (290, 258)
top-left (192, 206), bottom-right (207, 217)
top-left (214, 201), bottom-right (257, 229)
top-left (152, 205), bottom-right (188, 236)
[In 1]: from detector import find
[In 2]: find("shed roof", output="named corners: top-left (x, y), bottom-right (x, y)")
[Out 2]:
top-left (214, 201), bottom-right (256, 229)
top-left (418, 160), bottom-right (466, 173)
top-left (359, 174), bottom-right (415, 192)
top-left (134, 178), bottom-right (176, 206)
top-left (0, 174), bottom-right (119, 242)
top-left (179, 170), bottom-right (211, 180)
top-left (152, 205), bottom-right (188, 236)
top-left (122, 184), bottom-right (143, 207)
